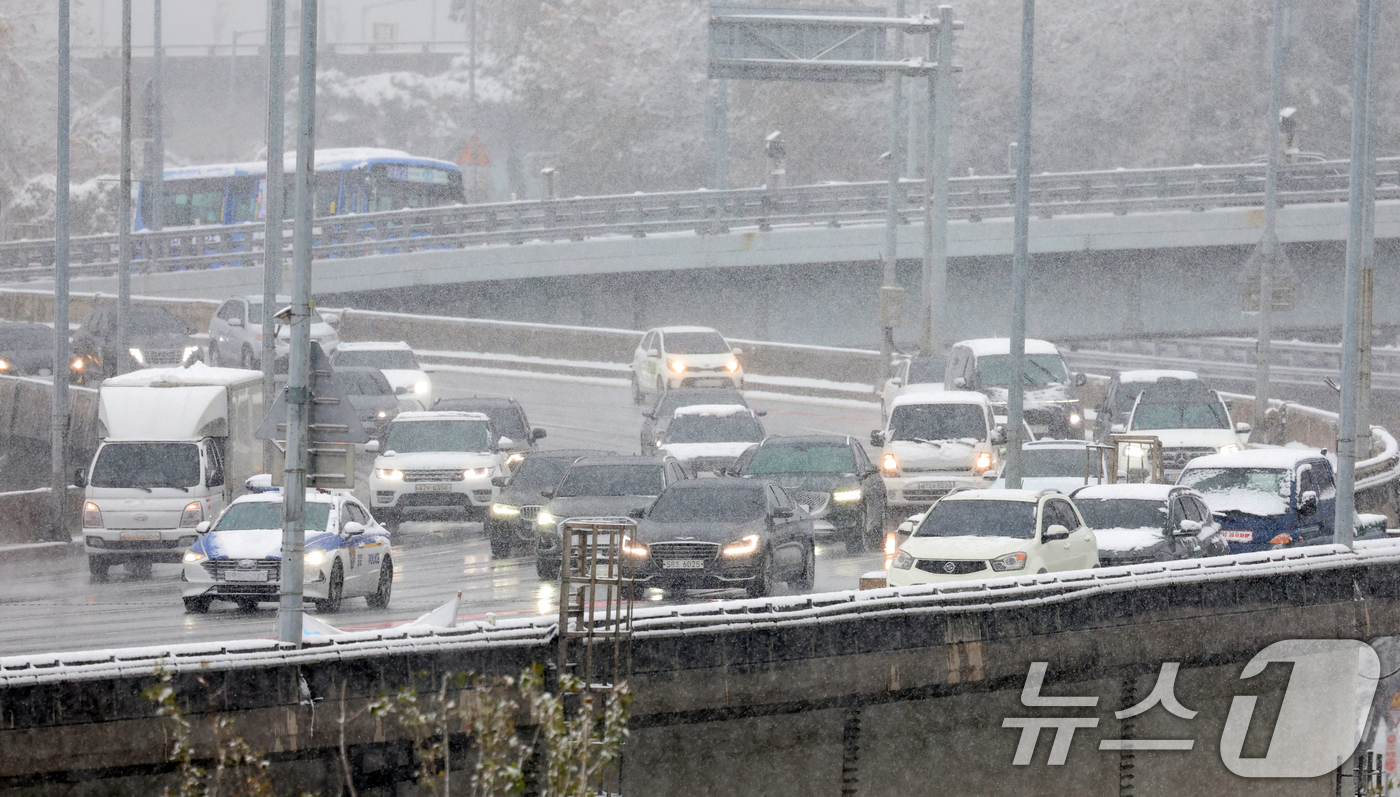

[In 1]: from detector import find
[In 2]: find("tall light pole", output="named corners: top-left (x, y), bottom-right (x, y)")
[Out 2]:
top-left (116, 0), bottom-right (132, 378)
top-left (920, 4), bottom-right (956, 357)
top-left (1253, 0), bottom-right (1287, 435)
top-left (51, 0), bottom-right (73, 540)
top-left (879, 0), bottom-right (906, 379)
top-left (1002, 0), bottom-right (1035, 489)
top-left (150, 0), bottom-right (164, 232)
top-left (264, 0), bottom-right (287, 473)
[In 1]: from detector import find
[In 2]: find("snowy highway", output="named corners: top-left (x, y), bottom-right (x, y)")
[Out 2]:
top-left (0, 368), bottom-right (888, 657)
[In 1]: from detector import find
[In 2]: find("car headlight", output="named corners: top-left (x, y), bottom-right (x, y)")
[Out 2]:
top-left (182, 550), bottom-right (206, 564)
top-left (305, 550), bottom-right (328, 567)
top-left (71, 356), bottom-right (86, 371)
top-left (892, 550), bottom-right (914, 570)
top-left (182, 345), bottom-right (201, 363)
top-left (832, 488), bottom-right (862, 503)
top-left (375, 468), bottom-right (404, 480)
top-left (973, 451), bottom-right (993, 474)
top-left (537, 510), bottom-right (557, 526)
top-left (83, 501), bottom-right (103, 528)
top-left (414, 380), bottom-right (430, 395)
top-left (1068, 412), bottom-right (1082, 426)
top-left (127, 347), bottom-right (145, 365)
top-left (178, 501), bottom-right (203, 528)
top-left (505, 452), bottom-right (525, 467)
top-left (722, 534), bottom-right (760, 556)
top-left (990, 551), bottom-right (1028, 572)
top-left (669, 359), bottom-right (686, 375)
top-left (725, 358), bottom-right (740, 374)
top-left (492, 503), bottom-right (521, 516)
top-left (0, 358), bottom-right (9, 371)
top-left (881, 452), bottom-right (900, 476)
top-left (1123, 443), bottom-right (1146, 459)
top-left (622, 536), bottom-right (649, 557)
top-left (464, 467), bottom-right (490, 478)
top-left (377, 410), bottom-right (388, 418)
top-left (1218, 444), bottom-right (1241, 455)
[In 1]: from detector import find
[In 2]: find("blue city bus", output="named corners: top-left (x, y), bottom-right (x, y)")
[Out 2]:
top-left (136, 148), bottom-right (465, 230)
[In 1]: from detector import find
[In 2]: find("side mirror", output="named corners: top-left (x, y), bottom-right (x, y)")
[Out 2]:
top-left (991, 426), bottom-right (1007, 445)
top-left (1110, 423), bottom-right (1126, 434)
top-left (1298, 490), bottom-right (1318, 513)
top-left (952, 376), bottom-right (967, 389)
top-left (195, 521), bottom-right (211, 534)
top-left (888, 377), bottom-right (904, 387)
top-left (540, 489), bottom-right (555, 500)
top-left (772, 506), bottom-right (794, 519)
top-left (1235, 422), bottom-right (1252, 434)
top-left (755, 409), bottom-right (767, 417)
top-left (531, 428), bottom-right (547, 441)
top-left (498, 436), bottom-right (515, 449)
top-left (982, 470), bottom-right (999, 481)
top-left (343, 521), bottom-right (365, 536)
top-left (1175, 519), bottom-right (1202, 536)
top-left (73, 468), bottom-right (86, 488)
top-left (1074, 372), bottom-right (1087, 387)
top-left (647, 349), bottom-right (660, 358)
top-left (364, 440), bottom-right (380, 453)
top-left (627, 507), bottom-right (646, 519)
top-left (227, 317), bottom-right (244, 328)
top-left (870, 430), bottom-right (884, 448)
top-left (491, 476), bottom-right (508, 488)
top-left (1042, 524), bottom-right (1070, 542)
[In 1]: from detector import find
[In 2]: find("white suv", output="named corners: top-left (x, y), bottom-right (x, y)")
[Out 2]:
top-left (368, 411), bottom-right (505, 533)
top-left (888, 489), bottom-right (1098, 586)
top-left (872, 390), bottom-right (1000, 510)
top-left (631, 326), bottom-right (744, 403)
top-left (208, 294), bottom-right (340, 370)
top-left (333, 341), bottom-right (433, 409)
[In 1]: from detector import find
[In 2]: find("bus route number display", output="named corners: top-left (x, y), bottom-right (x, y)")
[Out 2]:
top-left (386, 165), bottom-right (452, 185)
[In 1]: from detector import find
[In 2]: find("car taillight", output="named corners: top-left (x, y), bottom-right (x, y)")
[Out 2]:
top-left (179, 502), bottom-right (203, 528)
top-left (83, 502), bottom-right (103, 528)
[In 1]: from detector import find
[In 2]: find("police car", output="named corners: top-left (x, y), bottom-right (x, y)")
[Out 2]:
top-left (181, 489), bottom-right (393, 614)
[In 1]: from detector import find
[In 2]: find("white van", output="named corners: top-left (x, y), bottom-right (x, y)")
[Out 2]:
top-left (870, 390), bottom-right (1000, 510)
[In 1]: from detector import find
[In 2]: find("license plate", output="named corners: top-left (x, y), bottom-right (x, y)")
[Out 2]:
top-left (119, 531), bottom-right (161, 541)
top-left (691, 378), bottom-right (728, 387)
top-left (912, 481), bottom-right (954, 492)
top-left (662, 559), bottom-right (705, 570)
top-left (415, 483), bottom-right (452, 493)
top-left (1221, 530), bottom-right (1254, 542)
top-left (224, 570), bottom-right (268, 582)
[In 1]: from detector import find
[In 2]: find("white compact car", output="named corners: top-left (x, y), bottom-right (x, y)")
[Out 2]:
top-left (180, 490), bottom-right (392, 613)
top-left (656, 404), bottom-right (766, 476)
top-left (208, 294), bottom-right (340, 370)
top-left (368, 411), bottom-right (506, 533)
top-left (332, 341), bottom-right (433, 410)
top-left (872, 390), bottom-right (1001, 510)
top-left (631, 326), bottom-right (744, 403)
top-left (888, 489), bottom-right (1098, 586)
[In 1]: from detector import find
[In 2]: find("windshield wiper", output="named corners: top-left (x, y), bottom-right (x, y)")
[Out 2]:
top-left (1025, 359), bottom-right (1061, 385)
top-left (134, 482), bottom-right (189, 492)
top-left (906, 437), bottom-right (944, 447)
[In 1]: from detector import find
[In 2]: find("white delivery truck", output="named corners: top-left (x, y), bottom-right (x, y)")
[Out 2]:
top-left (77, 364), bottom-right (264, 580)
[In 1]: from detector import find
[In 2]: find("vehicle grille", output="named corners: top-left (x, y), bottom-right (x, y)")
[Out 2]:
top-left (202, 559), bottom-right (280, 581)
top-left (914, 559), bottom-right (987, 575)
top-left (519, 505), bottom-right (541, 521)
top-left (649, 541), bottom-right (720, 563)
top-left (144, 349), bottom-right (185, 366)
top-left (903, 484), bottom-right (955, 503)
top-left (403, 469), bottom-right (465, 483)
top-left (1163, 447), bottom-right (1216, 471)
top-left (792, 491), bottom-right (830, 514)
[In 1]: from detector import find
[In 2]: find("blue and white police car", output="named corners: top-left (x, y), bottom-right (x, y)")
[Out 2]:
top-left (181, 489), bottom-right (393, 614)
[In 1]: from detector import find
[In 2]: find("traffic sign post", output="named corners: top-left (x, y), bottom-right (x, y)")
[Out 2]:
top-left (257, 341), bottom-right (369, 490)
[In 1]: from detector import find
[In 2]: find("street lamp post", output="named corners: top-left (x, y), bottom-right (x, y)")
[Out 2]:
top-left (1002, 0), bottom-right (1035, 489)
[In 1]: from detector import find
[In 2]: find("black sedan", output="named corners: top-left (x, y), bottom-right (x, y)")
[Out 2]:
top-left (1069, 483), bottom-right (1230, 566)
top-left (640, 387), bottom-right (760, 454)
top-left (0, 322), bottom-right (59, 376)
top-left (630, 478), bottom-right (815, 598)
top-left (730, 435), bottom-right (886, 554)
top-left (335, 366), bottom-right (400, 441)
top-left (485, 448), bottom-right (614, 558)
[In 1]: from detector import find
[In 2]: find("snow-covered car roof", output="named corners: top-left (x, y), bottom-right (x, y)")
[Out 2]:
top-left (1071, 483), bottom-right (1184, 501)
top-left (1118, 369), bottom-right (1200, 384)
top-left (164, 148), bottom-right (459, 181)
top-left (672, 404), bottom-right (754, 418)
top-left (656, 325), bottom-right (725, 335)
top-left (889, 389), bottom-right (991, 410)
top-left (392, 410), bottom-right (491, 423)
top-left (1181, 448), bottom-right (1322, 471)
top-left (940, 488), bottom-right (1044, 504)
top-left (229, 489), bottom-right (341, 506)
top-left (336, 340), bottom-right (413, 352)
top-left (102, 362), bottom-right (262, 388)
top-left (954, 338), bottom-right (1061, 357)
top-left (1024, 439), bottom-right (1098, 450)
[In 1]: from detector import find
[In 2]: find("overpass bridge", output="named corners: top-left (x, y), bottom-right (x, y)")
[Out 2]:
top-left (2, 158), bottom-right (1398, 346)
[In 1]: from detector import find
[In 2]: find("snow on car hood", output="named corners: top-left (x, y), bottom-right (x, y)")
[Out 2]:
top-left (375, 451), bottom-right (498, 470)
top-left (659, 442), bottom-right (755, 461)
top-left (1202, 488), bottom-right (1289, 517)
top-left (1093, 527), bottom-right (1167, 555)
top-left (983, 384), bottom-right (1074, 408)
top-left (900, 535), bottom-right (1032, 561)
top-left (887, 439), bottom-right (982, 469)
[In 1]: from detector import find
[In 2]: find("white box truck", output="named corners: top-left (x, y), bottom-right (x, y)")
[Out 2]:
top-left (78, 364), bottom-right (264, 580)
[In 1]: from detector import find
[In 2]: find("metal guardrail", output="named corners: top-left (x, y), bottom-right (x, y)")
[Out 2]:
top-left (2, 157), bottom-right (1396, 282)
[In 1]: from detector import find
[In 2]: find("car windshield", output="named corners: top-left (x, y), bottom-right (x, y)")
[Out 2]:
top-left (1075, 498), bottom-right (1167, 530)
top-left (127, 308), bottom-right (190, 336)
top-left (914, 499), bottom-right (1037, 540)
top-left (215, 501), bottom-right (332, 532)
top-left (385, 420), bottom-right (491, 453)
top-left (508, 456), bottom-right (577, 490)
top-left (555, 464), bottom-right (664, 497)
top-left (906, 358), bottom-right (945, 384)
top-left (1115, 384), bottom-right (1150, 412)
top-left (90, 442), bottom-right (200, 489)
top-left (648, 486), bottom-right (767, 522)
top-left (888, 403), bottom-right (986, 442)
top-left (434, 402), bottom-right (528, 439)
top-left (664, 414), bottom-right (764, 444)
top-left (0, 327), bottom-right (51, 349)
top-left (338, 371), bottom-right (393, 396)
top-left (1130, 400), bottom-right (1230, 430)
top-left (1022, 447), bottom-right (1103, 478)
top-left (336, 349), bottom-right (420, 370)
top-left (664, 331), bottom-right (730, 355)
top-left (656, 390), bottom-right (745, 416)
top-left (1178, 467), bottom-right (1291, 497)
top-left (746, 444), bottom-right (856, 474)
top-left (975, 354), bottom-right (1068, 389)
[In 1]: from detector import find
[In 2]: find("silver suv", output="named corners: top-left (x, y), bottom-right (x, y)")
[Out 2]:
top-left (208, 294), bottom-right (340, 370)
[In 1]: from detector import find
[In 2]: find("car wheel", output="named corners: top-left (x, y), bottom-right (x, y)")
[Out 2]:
top-left (366, 555), bottom-right (393, 608)
top-left (536, 557), bottom-right (561, 581)
top-left (843, 511), bottom-right (870, 555)
top-left (128, 559), bottom-right (153, 580)
top-left (235, 599), bottom-right (259, 612)
top-left (487, 523), bottom-right (513, 558)
top-left (746, 548), bottom-right (775, 599)
top-left (183, 596), bottom-right (212, 614)
top-left (240, 346), bottom-right (255, 370)
top-left (631, 374), bottom-right (644, 405)
top-left (314, 561), bottom-right (344, 613)
top-left (88, 557), bottom-right (110, 581)
top-left (790, 544), bottom-right (815, 593)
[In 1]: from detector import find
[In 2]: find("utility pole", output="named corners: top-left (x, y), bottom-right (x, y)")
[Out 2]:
top-left (150, 0), bottom-right (164, 231)
top-left (263, 0), bottom-right (287, 472)
top-left (879, 0), bottom-right (906, 381)
top-left (116, 0), bottom-right (132, 377)
top-left (1356, 0), bottom-right (1379, 445)
top-left (1335, 0), bottom-right (1375, 550)
top-left (920, 4), bottom-right (956, 357)
top-left (278, 0), bottom-right (319, 647)
top-left (1003, 0), bottom-right (1035, 490)
top-left (51, 0), bottom-right (72, 541)
top-left (1253, 0), bottom-right (1286, 435)
top-left (711, 79), bottom-right (730, 190)
top-left (468, 0), bottom-right (477, 111)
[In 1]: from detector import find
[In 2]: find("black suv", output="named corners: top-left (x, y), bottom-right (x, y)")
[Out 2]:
top-left (640, 386), bottom-right (760, 455)
top-left (0, 322), bottom-right (60, 377)
top-left (485, 448), bottom-right (614, 558)
top-left (730, 435), bottom-right (886, 554)
top-left (71, 305), bottom-right (201, 383)
top-left (432, 396), bottom-right (546, 465)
